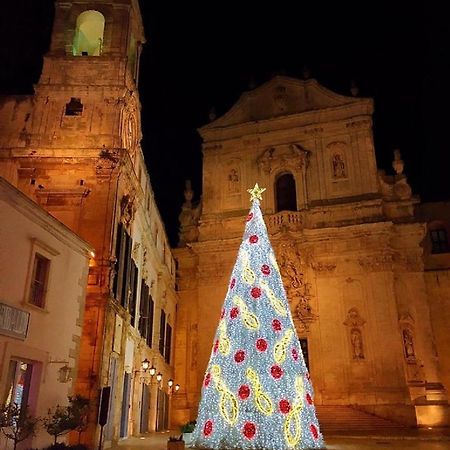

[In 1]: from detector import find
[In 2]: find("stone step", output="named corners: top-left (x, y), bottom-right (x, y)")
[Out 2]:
top-left (315, 405), bottom-right (405, 431)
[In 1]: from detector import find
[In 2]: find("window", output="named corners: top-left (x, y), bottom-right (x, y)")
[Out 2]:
top-left (430, 229), bottom-right (449, 254)
top-left (3, 360), bottom-right (33, 410)
top-left (147, 296), bottom-right (154, 348)
top-left (65, 98), bottom-right (83, 116)
top-left (275, 172), bottom-right (297, 212)
top-left (113, 223), bottom-right (133, 308)
top-left (138, 280), bottom-right (149, 339)
top-left (159, 310), bottom-right (166, 356)
top-left (29, 253), bottom-right (50, 308)
top-left (72, 10), bottom-right (105, 56)
top-left (165, 324), bottom-right (172, 364)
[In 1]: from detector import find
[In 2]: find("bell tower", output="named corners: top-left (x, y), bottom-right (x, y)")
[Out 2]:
top-left (0, 1), bottom-right (149, 447)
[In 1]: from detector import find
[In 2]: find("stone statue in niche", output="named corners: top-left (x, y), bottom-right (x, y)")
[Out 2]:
top-left (178, 180), bottom-right (202, 245)
top-left (120, 193), bottom-right (135, 226)
top-left (402, 328), bottom-right (415, 359)
top-left (332, 153), bottom-right (346, 179)
top-left (350, 328), bottom-right (364, 359)
top-left (227, 168), bottom-right (240, 194)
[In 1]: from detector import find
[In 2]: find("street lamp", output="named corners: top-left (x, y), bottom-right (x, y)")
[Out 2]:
top-left (156, 372), bottom-right (163, 383)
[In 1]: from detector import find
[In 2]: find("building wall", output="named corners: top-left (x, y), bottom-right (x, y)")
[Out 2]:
top-left (0, 178), bottom-right (91, 449)
top-left (174, 77), bottom-right (450, 428)
top-left (0, 1), bottom-right (178, 447)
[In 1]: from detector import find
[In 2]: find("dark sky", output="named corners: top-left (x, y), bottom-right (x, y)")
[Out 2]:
top-left (1, 2), bottom-right (449, 245)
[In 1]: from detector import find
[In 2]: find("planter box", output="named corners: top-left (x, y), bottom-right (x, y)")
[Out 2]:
top-left (183, 432), bottom-right (194, 447)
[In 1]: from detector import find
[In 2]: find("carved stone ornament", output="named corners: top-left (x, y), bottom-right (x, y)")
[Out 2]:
top-left (132, 242), bottom-right (141, 261)
top-left (327, 141), bottom-right (348, 179)
top-left (273, 85), bottom-right (288, 113)
top-left (277, 242), bottom-right (317, 332)
top-left (343, 307), bottom-right (366, 328)
top-left (398, 312), bottom-right (416, 362)
top-left (120, 193), bottom-right (136, 226)
top-left (257, 144), bottom-right (309, 175)
top-left (178, 180), bottom-right (201, 245)
top-left (343, 308), bottom-right (366, 360)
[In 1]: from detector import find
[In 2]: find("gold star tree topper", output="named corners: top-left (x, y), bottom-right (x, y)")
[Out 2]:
top-left (247, 183), bottom-right (266, 202)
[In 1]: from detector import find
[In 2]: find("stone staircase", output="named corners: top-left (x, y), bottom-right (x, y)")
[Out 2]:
top-left (315, 405), bottom-right (405, 433)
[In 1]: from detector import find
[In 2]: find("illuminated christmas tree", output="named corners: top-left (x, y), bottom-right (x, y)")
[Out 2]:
top-left (191, 184), bottom-right (324, 450)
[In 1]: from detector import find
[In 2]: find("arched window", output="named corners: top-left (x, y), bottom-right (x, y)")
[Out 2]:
top-left (275, 173), bottom-right (297, 212)
top-left (72, 10), bottom-right (105, 56)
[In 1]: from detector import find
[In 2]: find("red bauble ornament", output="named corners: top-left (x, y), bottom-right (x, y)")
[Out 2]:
top-left (310, 423), bottom-right (319, 439)
top-left (272, 319), bottom-right (282, 332)
top-left (230, 278), bottom-right (236, 289)
top-left (279, 399), bottom-right (291, 414)
top-left (230, 307), bottom-right (239, 319)
top-left (243, 421), bottom-right (256, 440)
top-left (203, 420), bottom-right (213, 437)
top-left (261, 264), bottom-right (271, 275)
top-left (249, 235), bottom-right (259, 244)
top-left (256, 338), bottom-right (268, 352)
top-left (238, 385), bottom-right (250, 400)
top-left (234, 350), bottom-right (246, 363)
top-left (204, 373), bottom-right (211, 387)
top-left (292, 348), bottom-right (299, 361)
top-left (213, 340), bottom-right (219, 353)
top-left (246, 212), bottom-right (253, 222)
top-left (251, 287), bottom-right (261, 299)
top-left (306, 393), bottom-right (313, 405)
top-left (270, 364), bottom-right (283, 379)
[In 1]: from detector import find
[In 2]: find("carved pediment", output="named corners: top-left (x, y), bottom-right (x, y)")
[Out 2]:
top-left (200, 76), bottom-right (366, 131)
top-left (257, 143), bottom-right (309, 175)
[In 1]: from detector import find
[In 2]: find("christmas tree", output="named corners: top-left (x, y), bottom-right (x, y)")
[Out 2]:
top-left (191, 184), bottom-right (324, 450)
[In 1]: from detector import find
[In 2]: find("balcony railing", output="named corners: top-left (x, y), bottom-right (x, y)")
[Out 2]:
top-left (266, 211), bottom-right (303, 233)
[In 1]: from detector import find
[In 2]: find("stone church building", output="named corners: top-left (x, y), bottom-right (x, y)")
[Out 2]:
top-left (0, 0), bottom-right (449, 447)
top-left (174, 76), bottom-right (450, 428)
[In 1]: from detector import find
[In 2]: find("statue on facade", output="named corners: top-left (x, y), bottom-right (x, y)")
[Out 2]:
top-left (332, 153), bottom-right (346, 178)
top-left (178, 180), bottom-right (201, 245)
top-left (228, 168), bottom-right (240, 193)
top-left (351, 328), bottom-right (364, 359)
top-left (402, 328), bottom-right (415, 359)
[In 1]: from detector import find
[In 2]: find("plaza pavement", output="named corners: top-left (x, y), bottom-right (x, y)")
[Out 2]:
top-left (107, 428), bottom-right (450, 450)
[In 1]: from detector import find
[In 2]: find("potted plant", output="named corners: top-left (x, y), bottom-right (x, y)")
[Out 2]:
top-left (180, 420), bottom-right (196, 447)
top-left (167, 434), bottom-right (184, 450)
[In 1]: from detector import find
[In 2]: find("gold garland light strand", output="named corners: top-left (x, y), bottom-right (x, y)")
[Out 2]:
top-left (211, 365), bottom-right (239, 425)
top-left (218, 319), bottom-right (231, 355)
top-left (274, 329), bottom-right (294, 364)
top-left (246, 367), bottom-right (274, 416)
top-left (233, 295), bottom-right (260, 330)
top-left (241, 250), bottom-right (256, 285)
top-left (284, 376), bottom-right (304, 447)
top-left (259, 278), bottom-right (287, 317)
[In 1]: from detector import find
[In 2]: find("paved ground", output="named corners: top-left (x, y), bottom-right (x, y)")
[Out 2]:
top-left (107, 429), bottom-right (450, 450)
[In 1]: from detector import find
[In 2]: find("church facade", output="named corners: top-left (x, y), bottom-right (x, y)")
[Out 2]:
top-left (174, 76), bottom-right (450, 428)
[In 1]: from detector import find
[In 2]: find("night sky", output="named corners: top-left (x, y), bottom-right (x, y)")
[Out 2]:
top-left (1, 2), bottom-right (449, 245)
